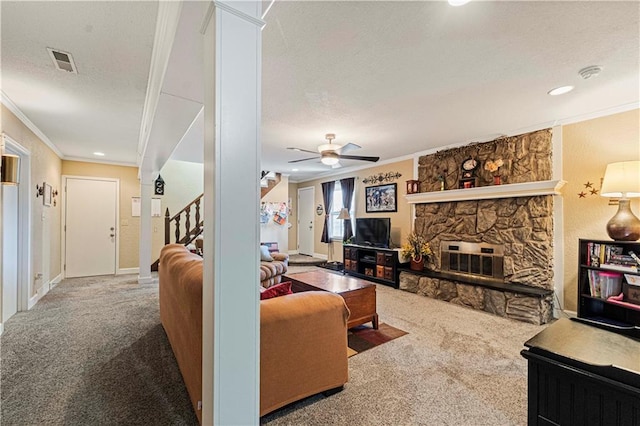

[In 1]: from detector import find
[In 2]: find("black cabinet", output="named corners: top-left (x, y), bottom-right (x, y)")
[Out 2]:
top-left (343, 244), bottom-right (402, 288)
top-left (577, 239), bottom-right (640, 334)
top-left (521, 318), bottom-right (640, 425)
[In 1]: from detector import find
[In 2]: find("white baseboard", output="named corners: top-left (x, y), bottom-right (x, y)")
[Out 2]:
top-left (138, 275), bottom-right (155, 285)
top-left (313, 253), bottom-right (328, 260)
top-left (118, 267), bottom-right (140, 275)
top-left (49, 274), bottom-right (62, 289)
top-left (28, 280), bottom-right (52, 309)
top-left (288, 250), bottom-right (299, 255)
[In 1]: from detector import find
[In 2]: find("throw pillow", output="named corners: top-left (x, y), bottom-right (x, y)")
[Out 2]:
top-left (260, 245), bottom-right (274, 262)
top-left (260, 281), bottom-right (292, 300)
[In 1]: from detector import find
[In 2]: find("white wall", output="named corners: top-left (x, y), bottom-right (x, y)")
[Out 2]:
top-left (152, 159), bottom-right (204, 259)
top-left (260, 175), bottom-right (289, 252)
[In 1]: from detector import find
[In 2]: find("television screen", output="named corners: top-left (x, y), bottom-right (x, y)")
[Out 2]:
top-left (354, 218), bottom-right (391, 248)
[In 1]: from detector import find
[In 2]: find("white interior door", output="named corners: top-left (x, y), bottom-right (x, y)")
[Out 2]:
top-left (2, 185), bottom-right (19, 322)
top-left (65, 178), bottom-right (117, 278)
top-left (298, 187), bottom-right (314, 256)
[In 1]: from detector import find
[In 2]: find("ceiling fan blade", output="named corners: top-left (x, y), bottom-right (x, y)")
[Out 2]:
top-left (337, 154), bottom-right (380, 162)
top-left (287, 147), bottom-right (318, 154)
top-left (338, 143), bottom-right (361, 153)
top-left (288, 156), bottom-right (319, 163)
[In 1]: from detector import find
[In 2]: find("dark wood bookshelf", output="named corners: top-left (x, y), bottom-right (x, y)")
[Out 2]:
top-left (577, 238), bottom-right (640, 332)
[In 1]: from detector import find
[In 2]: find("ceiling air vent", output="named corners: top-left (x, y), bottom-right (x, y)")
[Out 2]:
top-left (47, 48), bottom-right (78, 74)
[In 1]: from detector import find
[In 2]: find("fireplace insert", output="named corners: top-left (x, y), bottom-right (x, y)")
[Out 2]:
top-left (440, 241), bottom-right (504, 281)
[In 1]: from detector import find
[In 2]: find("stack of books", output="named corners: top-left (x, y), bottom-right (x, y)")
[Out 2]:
top-left (586, 242), bottom-right (638, 273)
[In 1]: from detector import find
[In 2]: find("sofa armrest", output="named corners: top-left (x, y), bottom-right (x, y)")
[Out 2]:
top-left (271, 252), bottom-right (289, 262)
top-left (260, 291), bottom-right (349, 416)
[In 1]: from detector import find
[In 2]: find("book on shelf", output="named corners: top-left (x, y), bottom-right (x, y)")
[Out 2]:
top-left (588, 270), bottom-right (600, 297)
top-left (600, 263), bottom-right (638, 273)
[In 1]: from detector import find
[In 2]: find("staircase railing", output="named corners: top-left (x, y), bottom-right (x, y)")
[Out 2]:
top-left (165, 193), bottom-right (204, 246)
top-left (151, 193), bottom-right (204, 271)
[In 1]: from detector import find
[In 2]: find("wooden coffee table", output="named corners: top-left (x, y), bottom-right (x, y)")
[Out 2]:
top-left (284, 270), bottom-right (379, 330)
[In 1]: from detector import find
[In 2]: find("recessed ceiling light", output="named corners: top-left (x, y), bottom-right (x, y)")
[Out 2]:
top-left (448, 0), bottom-right (471, 6)
top-left (93, 152), bottom-right (105, 156)
top-left (547, 85), bottom-right (574, 96)
top-left (292, 168), bottom-right (299, 171)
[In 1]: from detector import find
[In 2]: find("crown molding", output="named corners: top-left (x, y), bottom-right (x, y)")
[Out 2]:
top-left (1, 91), bottom-right (64, 158)
top-left (137, 0), bottom-right (184, 166)
top-left (63, 156), bottom-right (138, 168)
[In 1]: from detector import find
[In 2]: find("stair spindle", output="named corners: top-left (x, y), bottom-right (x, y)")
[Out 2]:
top-left (175, 215), bottom-right (181, 243)
top-left (164, 208), bottom-right (171, 245)
top-left (185, 206), bottom-right (191, 238)
top-left (195, 199), bottom-right (201, 233)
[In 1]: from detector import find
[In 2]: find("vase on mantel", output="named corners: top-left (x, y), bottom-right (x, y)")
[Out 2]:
top-left (493, 175), bottom-right (502, 185)
top-left (410, 255), bottom-right (425, 271)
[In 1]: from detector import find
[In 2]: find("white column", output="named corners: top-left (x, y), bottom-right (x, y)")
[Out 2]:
top-left (202, 1), bottom-right (263, 424)
top-left (138, 176), bottom-right (154, 284)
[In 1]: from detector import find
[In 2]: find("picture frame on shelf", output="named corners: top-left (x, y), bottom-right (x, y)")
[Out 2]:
top-left (365, 183), bottom-right (397, 213)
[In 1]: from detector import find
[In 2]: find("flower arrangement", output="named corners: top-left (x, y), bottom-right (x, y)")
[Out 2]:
top-left (484, 158), bottom-right (504, 175)
top-left (401, 232), bottom-right (433, 261)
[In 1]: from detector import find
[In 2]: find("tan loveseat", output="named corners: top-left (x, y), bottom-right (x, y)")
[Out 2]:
top-left (159, 244), bottom-right (349, 422)
top-left (260, 252), bottom-right (289, 287)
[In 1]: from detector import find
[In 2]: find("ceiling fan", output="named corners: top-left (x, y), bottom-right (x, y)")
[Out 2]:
top-left (287, 134), bottom-right (380, 167)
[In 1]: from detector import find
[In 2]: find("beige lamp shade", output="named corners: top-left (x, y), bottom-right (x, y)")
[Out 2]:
top-left (1, 154), bottom-right (19, 185)
top-left (600, 161), bottom-right (640, 198)
top-left (337, 208), bottom-right (350, 220)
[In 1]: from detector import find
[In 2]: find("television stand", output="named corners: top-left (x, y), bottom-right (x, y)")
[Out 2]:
top-left (343, 244), bottom-right (403, 288)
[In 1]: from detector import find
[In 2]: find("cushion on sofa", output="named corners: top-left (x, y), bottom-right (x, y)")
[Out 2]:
top-left (260, 281), bottom-right (293, 300)
top-left (260, 245), bottom-right (274, 261)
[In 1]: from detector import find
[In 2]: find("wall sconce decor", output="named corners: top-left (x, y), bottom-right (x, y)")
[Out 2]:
top-left (1, 154), bottom-right (20, 185)
top-left (36, 182), bottom-right (54, 207)
top-left (406, 179), bottom-right (420, 194)
top-left (154, 174), bottom-right (165, 195)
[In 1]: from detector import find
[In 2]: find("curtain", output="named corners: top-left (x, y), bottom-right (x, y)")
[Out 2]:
top-left (320, 181), bottom-right (335, 243)
top-left (340, 177), bottom-right (355, 241)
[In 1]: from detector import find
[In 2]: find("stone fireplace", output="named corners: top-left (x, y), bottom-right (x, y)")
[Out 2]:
top-left (399, 129), bottom-right (562, 325)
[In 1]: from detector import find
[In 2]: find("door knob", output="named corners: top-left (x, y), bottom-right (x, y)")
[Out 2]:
top-left (110, 227), bottom-right (115, 231)
top-left (110, 234), bottom-right (115, 238)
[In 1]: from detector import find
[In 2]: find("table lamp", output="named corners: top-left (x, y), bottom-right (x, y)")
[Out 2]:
top-left (600, 160), bottom-right (640, 241)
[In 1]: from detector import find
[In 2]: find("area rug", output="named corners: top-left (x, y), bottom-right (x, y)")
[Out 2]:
top-left (288, 254), bottom-right (325, 265)
top-left (347, 323), bottom-right (407, 357)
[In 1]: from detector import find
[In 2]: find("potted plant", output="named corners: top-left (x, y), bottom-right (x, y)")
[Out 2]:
top-left (401, 232), bottom-right (433, 271)
top-left (484, 158), bottom-right (504, 185)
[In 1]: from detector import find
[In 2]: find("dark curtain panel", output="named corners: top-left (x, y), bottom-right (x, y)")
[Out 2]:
top-left (320, 181), bottom-right (335, 243)
top-left (340, 177), bottom-right (355, 241)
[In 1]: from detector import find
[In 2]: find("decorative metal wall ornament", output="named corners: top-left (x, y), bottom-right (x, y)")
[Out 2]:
top-left (362, 171), bottom-right (402, 185)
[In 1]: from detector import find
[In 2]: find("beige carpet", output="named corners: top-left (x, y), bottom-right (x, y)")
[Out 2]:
top-left (264, 266), bottom-right (547, 425)
top-left (1, 267), bottom-right (546, 425)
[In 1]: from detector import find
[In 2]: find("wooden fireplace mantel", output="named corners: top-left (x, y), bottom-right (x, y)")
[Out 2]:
top-left (405, 180), bottom-right (566, 204)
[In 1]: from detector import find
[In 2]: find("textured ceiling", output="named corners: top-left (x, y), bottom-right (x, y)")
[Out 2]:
top-left (1, 1), bottom-right (158, 164)
top-left (261, 1), bottom-right (640, 181)
top-left (1, 1), bottom-right (638, 179)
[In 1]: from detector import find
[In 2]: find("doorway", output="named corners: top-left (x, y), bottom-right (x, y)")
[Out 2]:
top-left (297, 187), bottom-right (314, 256)
top-left (63, 176), bottom-right (118, 278)
top-left (1, 134), bottom-right (31, 323)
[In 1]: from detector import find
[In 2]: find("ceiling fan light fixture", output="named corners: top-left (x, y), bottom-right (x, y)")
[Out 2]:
top-left (321, 156), bottom-right (340, 166)
top-left (317, 143), bottom-right (342, 153)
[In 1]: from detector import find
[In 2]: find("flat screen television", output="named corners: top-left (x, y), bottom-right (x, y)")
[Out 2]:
top-left (354, 218), bottom-right (391, 248)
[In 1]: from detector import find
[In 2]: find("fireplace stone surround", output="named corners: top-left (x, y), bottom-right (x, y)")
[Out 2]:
top-left (400, 129), bottom-right (557, 325)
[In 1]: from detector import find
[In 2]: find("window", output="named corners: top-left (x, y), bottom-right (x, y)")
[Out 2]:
top-left (329, 181), bottom-right (354, 240)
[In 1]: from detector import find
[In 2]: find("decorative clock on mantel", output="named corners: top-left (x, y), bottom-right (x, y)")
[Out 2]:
top-left (459, 157), bottom-right (479, 189)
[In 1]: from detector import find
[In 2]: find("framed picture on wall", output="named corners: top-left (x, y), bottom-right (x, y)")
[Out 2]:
top-left (43, 182), bottom-right (52, 207)
top-left (365, 183), bottom-right (397, 213)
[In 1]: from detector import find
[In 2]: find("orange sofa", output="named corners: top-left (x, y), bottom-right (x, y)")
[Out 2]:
top-left (159, 244), bottom-right (350, 422)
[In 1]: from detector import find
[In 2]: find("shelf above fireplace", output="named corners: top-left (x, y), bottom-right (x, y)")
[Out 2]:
top-left (405, 179), bottom-right (566, 204)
